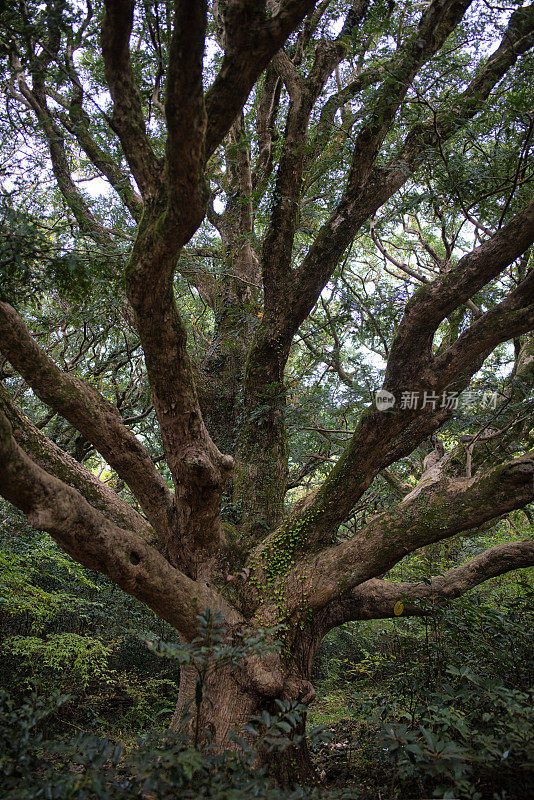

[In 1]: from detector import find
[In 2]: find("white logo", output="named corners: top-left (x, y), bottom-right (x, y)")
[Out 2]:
top-left (375, 389), bottom-right (395, 412)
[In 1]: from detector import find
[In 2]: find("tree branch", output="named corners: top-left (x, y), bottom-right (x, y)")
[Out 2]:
top-left (165, 0), bottom-right (207, 232)
top-left (252, 66), bottom-right (281, 191)
top-left (59, 45), bottom-right (143, 220)
top-left (263, 27), bottom-right (358, 314)
top-left (0, 384), bottom-right (154, 540)
top-left (326, 539), bottom-right (534, 627)
top-left (101, 0), bottom-right (162, 198)
top-left (0, 406), bottom-right (240, 640)
top-left (283, 3), bottom-right (534, 348)
top-left (204, 0), bottom-right (318, 159)
top-left (125, 215), bottom-right (234, 575)
top-left (0, 302), bottom-right (176, 547)
top-left (384, 198), bottom-right (534, 390)
top-left (121, 6), bottom-right (234, 559)
top-left (250, 203), bottom-right (534, 565)
top-left (11, 70), bottom-right (116, 250)
top-left (434, 268), bottom-right (534, 386)
top-left (288, 453), bottom-right (534, 616)
top-left (345, 0), bottom-right (472, 194)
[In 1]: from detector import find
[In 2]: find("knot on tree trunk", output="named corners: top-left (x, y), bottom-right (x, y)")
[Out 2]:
top-left (247, 651), bottom-right (285, 697)
top-left (505, 456), bottom-right (534, 482)
top-left (284, 677), bottom-right (316, 705)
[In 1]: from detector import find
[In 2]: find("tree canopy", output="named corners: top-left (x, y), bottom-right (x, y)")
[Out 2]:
top-left (0, 0), bottom-right (533, 771)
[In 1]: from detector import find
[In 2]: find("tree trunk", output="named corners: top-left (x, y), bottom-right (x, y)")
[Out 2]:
top-left (170, 663), bottom-right (260, 748)
top-left (265, 713), bottom-right (319, 787)
top-left (233, 333), bottom-right (290, 541)
top-left (169, 628), bottom-right (323, 786)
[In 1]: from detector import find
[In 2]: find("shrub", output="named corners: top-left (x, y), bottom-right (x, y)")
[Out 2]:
top-left (375, 667), bottom-right (534, 799)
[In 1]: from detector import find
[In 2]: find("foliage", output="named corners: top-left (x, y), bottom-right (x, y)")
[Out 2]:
top-left (377, 668), bottom-right (534, 799)
top-left (4, 633), bottom-right (113, 690)
top-left (0, 548), bottom-right (83, 623)
top-left (0, 610), bottom-right (342, 800)
top-left (313, 579), bottom-right (534, 799)
top-left (0, 507), bottom-right (181, 733)
top-left (0, 688), bottom-right (71, 798)
top-left (0, 697), bottom-right (346, 800)
top-left (0, 520), bottom-right (101, 625)
top-left (0, 205), bottom-right (95, 306)
top-left (247, 698), bottom-right (330, 756)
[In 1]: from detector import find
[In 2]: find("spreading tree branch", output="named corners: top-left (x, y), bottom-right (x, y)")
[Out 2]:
top-left (326, 539), bottom-right (534, 626)
top-left (0, 302), bottom-right (176, 548)
top-left (250, 200), bottom-right (534, 562)
top-left (286, 453), bottom-right (534, 616)
top-left (11, 71), bottom-right (116, 250)
top-left (0, 406), bottom-right (240, 639)
top-left (0, 384), bottom-right (154, 541)
top-left (385, 199), bottom-right (534, 389)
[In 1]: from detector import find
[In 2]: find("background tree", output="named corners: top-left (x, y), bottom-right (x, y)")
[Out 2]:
top-left (0, 0), bottom-right (533, 779)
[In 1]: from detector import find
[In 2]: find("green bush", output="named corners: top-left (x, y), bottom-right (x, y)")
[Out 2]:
top-left (5, 633), bottom-right (113, 690)
top-left (0, 696), bottom-right (344, 800)
top-left (311, 588), bottom-right (533, 799)
top-left (0, 688), bottom-right (71, 798)
top-left (0, 611), bottom-right (346, 800)
top-left (376, 666), bottom-right (534, 799)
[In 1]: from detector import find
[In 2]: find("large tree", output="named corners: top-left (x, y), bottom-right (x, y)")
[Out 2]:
top-left (1, 0), bottom-right (534, 778)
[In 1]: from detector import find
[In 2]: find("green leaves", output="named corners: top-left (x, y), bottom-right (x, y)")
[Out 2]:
top-left (5, 633), bottom-right (113, 689)
top-left (144, 608), bottom-right (280, 671)
top-left (377, 670), bottom-right (534, 798)
top-left (0, 689), bottom-right (71, 796)
top-left (247, 698), bottom-right (330, 755)
top-left (0, 541), bottom-right (100, 627)
top-left (0, 205), bottom-right (92, 306)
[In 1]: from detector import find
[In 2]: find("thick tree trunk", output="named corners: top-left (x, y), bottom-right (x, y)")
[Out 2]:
top-left (233, 334), bottom-right (290, 540)
top-left (169, 627), bottom-right (323, 786)
top-left (171, 663), bottom-right (260, 747)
